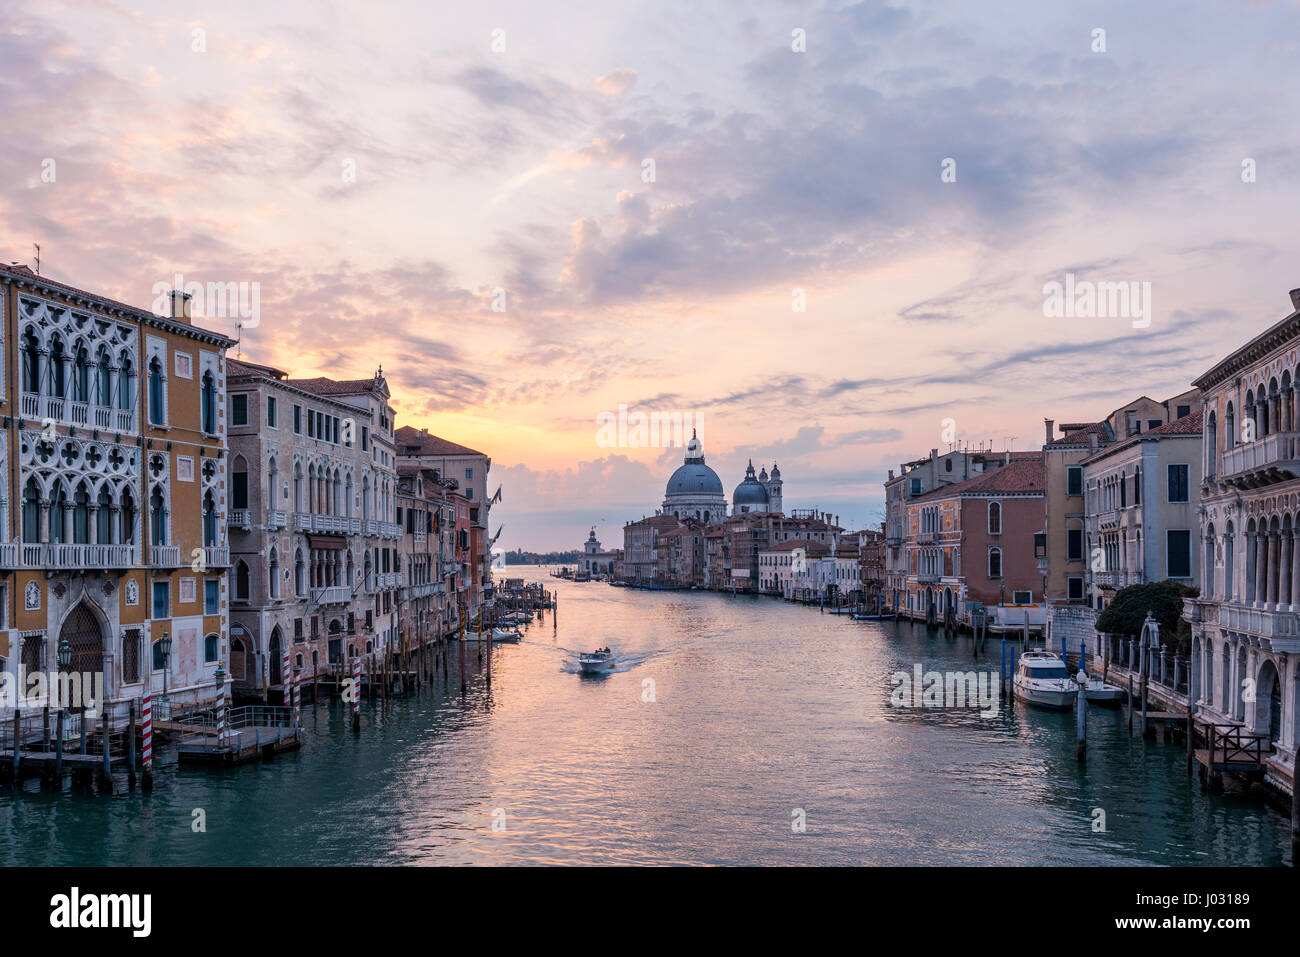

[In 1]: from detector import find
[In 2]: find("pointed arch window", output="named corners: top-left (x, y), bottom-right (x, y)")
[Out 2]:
top-left (73, 346), bottom-right (90, 402)
top-left (233, 560), bottom-right (250, 601)
top-left (50, 335), bottom-right (66, 398)
top-left (294, 548), bottom-right (305, 597)
top-left (200, 370), bottom-right (217, 434)
top-left (988, 547), bottom-right (1003, 579)
top-left (72, 481), bottom-right (90, 543)
top-left (97, 486), bottom-right (113, 543)
top-left (50, 480), bottom-right (68, 543)
top-left (121, 487), bottom-right (136, 545)
top-left (21, 328), bottom-right (40, 394)
top-left (148, 356), bottom-right (165, 425)
top-left (232, 458), bottom-right (249, 510)
top-left (119, 354), bottom-right (135, 411)
top-left (269, 547), bottom-right (280, 600)
top-left (203, 490), bottom-right (218, 546)
top-left (22, 478), bottom-right (40, 543)
top-left (96, 348), bottom-right (112, 406)
top-left (149, 486), bottom-right (167, 546)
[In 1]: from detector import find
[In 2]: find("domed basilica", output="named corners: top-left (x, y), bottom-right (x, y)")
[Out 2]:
top-left (661, 431), bottom-right (783, 523)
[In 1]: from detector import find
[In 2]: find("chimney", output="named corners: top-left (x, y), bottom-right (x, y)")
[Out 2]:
top-left (1291, 288), bottom-right (1300, 312)
top-left (930, 448), bottom-right (938, 464)
top-left (168, 290), bottom-right (192, 323)
top-left (1044, 418), bottom-right (1054, 443)
top-left (1089, 432), bottom-right (1098, 450)
top-left (887, 469), bottom-right (894, 480)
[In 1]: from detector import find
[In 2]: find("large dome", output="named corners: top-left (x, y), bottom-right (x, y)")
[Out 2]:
top-left (667, 463), bottom-right (724, 497)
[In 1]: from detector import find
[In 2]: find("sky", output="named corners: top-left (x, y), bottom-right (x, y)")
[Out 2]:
top-left (3, 0), bottom-right (1300, 550)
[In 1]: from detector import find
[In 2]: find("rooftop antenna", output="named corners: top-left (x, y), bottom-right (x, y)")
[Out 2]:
top-left (33, 243), bottom-right (40, 276)
top-left (235, 321), bottom-right (243, 359)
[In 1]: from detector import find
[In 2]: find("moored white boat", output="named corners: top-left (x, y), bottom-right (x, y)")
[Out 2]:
top-left (492, 628), bottom-right (522, 642)
top-left (1078, 676), bottom-right (1124, 706)
top-left (1013, 651), bottom-right (1077, 709)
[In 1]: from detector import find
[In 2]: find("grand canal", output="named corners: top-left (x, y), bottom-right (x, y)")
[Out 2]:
top-left (0, 568), bottom-right (1291, 866)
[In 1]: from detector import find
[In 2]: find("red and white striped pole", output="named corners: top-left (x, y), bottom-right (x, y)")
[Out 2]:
top-left (292, 670), bottom-right (301, 729)
top-left (281, 650), bottom-right (291, 707)
top-left (351, 657), bottom-right (361, 732)
top-left (141, 692), bottom-right (154, 789)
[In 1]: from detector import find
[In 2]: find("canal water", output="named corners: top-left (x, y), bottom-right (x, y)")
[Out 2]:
top-left (0, 567), bottom-right (1291, 866)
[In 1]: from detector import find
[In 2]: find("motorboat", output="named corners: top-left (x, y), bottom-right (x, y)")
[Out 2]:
top-left (577, 647), bottom-right (615, 674)
top-left (1077, 675), bottom-right (1125, 707)
top-left (1013, 651), bottom-right (1078, 709)
top-left (492, 627), bottom-right (522, 642)
top-left (853, 612), bottom-right (895, 621)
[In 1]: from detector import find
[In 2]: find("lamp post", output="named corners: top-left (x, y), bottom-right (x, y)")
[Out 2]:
top-left (158, 629), bottom-right (172, 702)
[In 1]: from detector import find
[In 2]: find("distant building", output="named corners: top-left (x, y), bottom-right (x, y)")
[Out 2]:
top-left (579, 528), bottom-right (619, 577)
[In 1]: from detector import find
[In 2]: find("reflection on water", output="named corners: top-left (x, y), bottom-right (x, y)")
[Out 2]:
top-left (0, 567), bottom-right (1291, 866)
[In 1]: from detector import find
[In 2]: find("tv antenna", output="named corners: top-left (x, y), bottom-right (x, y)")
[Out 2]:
top-left (33, 243), bottom-right (40, 275)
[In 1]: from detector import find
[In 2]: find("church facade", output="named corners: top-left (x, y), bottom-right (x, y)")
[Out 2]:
top-left (660, 431), bottom-right (784, 522)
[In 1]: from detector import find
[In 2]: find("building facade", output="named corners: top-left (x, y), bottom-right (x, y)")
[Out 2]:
top-left (1, 264), bottom-right (234, 716)
top-left (1185, 288), bottom-right (1300, 791)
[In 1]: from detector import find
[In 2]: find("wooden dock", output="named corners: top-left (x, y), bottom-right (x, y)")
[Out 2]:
top-left (178, 725), bottom-right (301, 766)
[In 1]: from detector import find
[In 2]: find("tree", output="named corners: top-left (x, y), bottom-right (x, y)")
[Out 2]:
top-left (1095, 579), bottom-right (1198, 653)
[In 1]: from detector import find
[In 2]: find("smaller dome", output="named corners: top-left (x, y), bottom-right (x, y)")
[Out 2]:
top-left (733, 477), bottom-right (769, 505)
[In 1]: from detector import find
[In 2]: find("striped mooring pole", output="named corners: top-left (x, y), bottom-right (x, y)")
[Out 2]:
top-left (351, 657), bottom-right (361, 732)
top-left (216, 688), bottom-right (226, 747)
top-left (292, 671), bottom-right (301, 729)
top-left (141, 693), bottom-right (154, 791)
top-left (281, 650), bottom-right (291, 706)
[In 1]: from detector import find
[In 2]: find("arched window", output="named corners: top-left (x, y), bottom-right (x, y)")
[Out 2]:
top-left (72, 481), bottom-right (90, 543)
top-left (1204, 524), bottom-right (1216, 599)
top-left (96, 485), bottom-right (113, 544)
top-left (50, 335), bottom-right (66, 397)
top-left (149, 486), bottom-right (167, 546)
top-left (294, 548), bottom-right (305, 597)
top-left (268, 457), bottom-right (279, 510)
top-left (118, 354), bottom-right (134, 411)
top-left (121, 487), bottom-right (136, 545)
top-left (49, 480), bottom-right (67, 543)
top-left (204, 634), bottom-right (219, 663)
top-left (73, 345), bottom-right (90, 402)
top-left (203, 490), bottom-right (217, 546)
top-left (988, 501), bottom-right (1002, 535)
top-left (988, 547), bottom-right (1002, 579)
top-left (294, 463), bottom-right (304, 513)
top-left (1206, 411), bottom-right (1217, 477)
top-left (233, 560), bottom-right (250, 601)
top-left (21, 328), bottom-right (40, 394)
top-left (232, 457), bottom-right (249, 510)
top-left (96, 348), bottom-right (112, 406)
top-left (148, 356), bottom-right (165, 425)
top-left (1225, 402), bottom-right (1235, 450)
top-left (200, 370), bottom-right (216, 434)
top-left (269, 547), bottom-right (280, 599)
top-left (1224, 521), bottom-right (1235, 601)
top-left (22, 478), bottom-right (40, 542)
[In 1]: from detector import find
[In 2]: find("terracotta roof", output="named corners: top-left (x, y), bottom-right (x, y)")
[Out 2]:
top-left (1045, 421), bottom-right (1112, 448)
top-left (395, 425), bottom-right (486, 458)
top-left (1146, 410), bottom-right (1203, 436)
top-left (227, 357), bottom-right (286, 379)
top-left (913, 457), bottom-right (1045, 500)
top-left (290, 375), bottom-right (385, 397)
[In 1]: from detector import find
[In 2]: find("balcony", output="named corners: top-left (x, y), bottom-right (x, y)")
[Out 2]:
top-left (266, 509), bottom-right (287, 530)
top-left (0, 542), bottom-right (17, 567)
top-left (20, 542), bottom-right (136, 568)
top-left (401, 581), bottom-right (443, 601)
top-left (152, 545), bottom-right (181, 567)
top-left (204, 546), bottom-right (230, 568)
top-left (1219, 432), bottom-right (1300, 488)
top-left (293, 512), bottom-right (354, 535)
top-left (369, 572), bottom-right (400, 591)
top-left (1216, 601), bottom-right (1300, 653)
top-left (228, 509), bottom-right (251, 530)
top-left (1092, 570), bottom-right (1137, 590)
top-left (1097, 508), bottom-right (1121, 530)
top-left (310, 585), bottom-right (352, 605)
top-left (376, 521), bottom-right (402, 539)
top-left (21, 392), bottom-right (135, 434)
